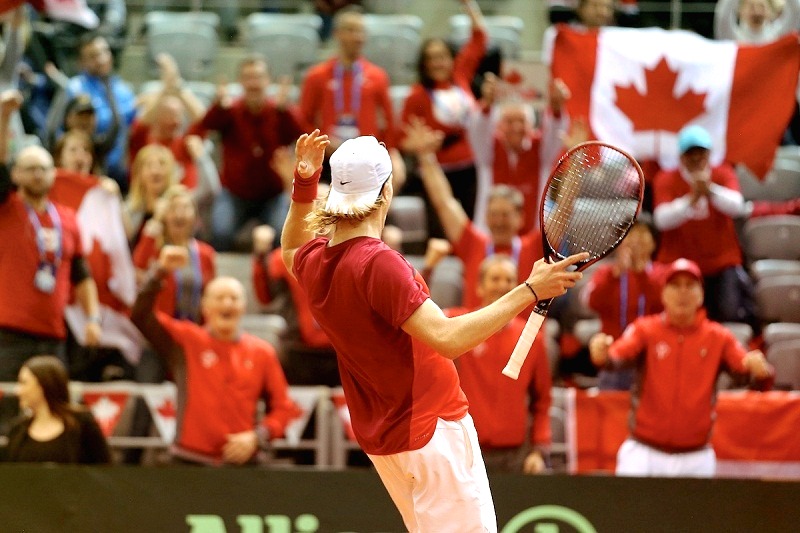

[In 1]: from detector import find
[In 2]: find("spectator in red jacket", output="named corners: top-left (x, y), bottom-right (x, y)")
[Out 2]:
top-left (589, 258), bottom-right (773, 477)
top-left (446, 253), bottom-right (552, 474)
top-left (132, 245), bottom-right (300, 466)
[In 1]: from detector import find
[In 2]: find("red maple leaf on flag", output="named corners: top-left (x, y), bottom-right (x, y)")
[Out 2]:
top-left (614, 57), bottom-right (707, 133)
top-left (158, 399), bottom-right (177, 418)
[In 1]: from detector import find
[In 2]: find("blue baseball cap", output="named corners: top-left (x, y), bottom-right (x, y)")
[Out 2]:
top-left (677, 125), bottom-right (712, 154)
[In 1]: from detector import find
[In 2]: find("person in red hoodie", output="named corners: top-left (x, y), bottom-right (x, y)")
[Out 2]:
top-left (589, 258), bottom-right (773, 477)
top-left (446, 254), bottom-right (552, 474)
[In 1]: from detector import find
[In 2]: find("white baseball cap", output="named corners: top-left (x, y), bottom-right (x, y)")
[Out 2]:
top-left (326, 136), bottom-right (392, 215)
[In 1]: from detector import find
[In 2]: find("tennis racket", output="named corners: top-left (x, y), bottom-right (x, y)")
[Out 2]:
top-left (502, 141), bottom-right (644, 379)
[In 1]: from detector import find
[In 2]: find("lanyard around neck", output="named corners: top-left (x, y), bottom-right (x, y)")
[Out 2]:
top-left (334, 60), bottom-right (363, 118)
top-left (24, 202), bottom-right (62, 266)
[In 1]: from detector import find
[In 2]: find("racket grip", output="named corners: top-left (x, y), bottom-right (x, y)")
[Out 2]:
top-left (502, 311), bottom-right (546, 380)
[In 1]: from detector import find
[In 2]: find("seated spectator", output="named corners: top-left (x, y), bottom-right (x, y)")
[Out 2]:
top-left (130, 53), bottom-right (213, 192)
top-left (715, 0), bottom-right (800, 43)
top-left (581, 218), bottom-right (663, 390)
top-left (132, 245), bottom-right (300, 466)
top-left (133, 185), bottom-right (216, 324)
top-left (653, 125), bottom-right (757, 328)
top-left (1, 355), bottom-right (110, 464)
top-left (445, 254), bottom-right (552, 474)
top-left (589, 258), bottom-right (773, 477)
top-left (58, 32), bottom-right (136, 190)
top-left (189, 54), bottom-right (306, 251)
top-left (399, 0), bottom-right (488, 236)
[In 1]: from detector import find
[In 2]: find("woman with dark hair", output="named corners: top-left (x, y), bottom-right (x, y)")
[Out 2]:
top-left (1, 355), bottom-right (110, 464)
top-left (399, 0), bottom-right (487, 236)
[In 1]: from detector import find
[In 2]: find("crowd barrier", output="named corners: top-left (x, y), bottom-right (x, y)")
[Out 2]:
top-left (2, 383), bottom-right (800, 478)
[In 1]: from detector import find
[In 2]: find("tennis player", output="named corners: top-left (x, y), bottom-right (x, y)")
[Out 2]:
top-left (282, 130), bottom-right (587, 532)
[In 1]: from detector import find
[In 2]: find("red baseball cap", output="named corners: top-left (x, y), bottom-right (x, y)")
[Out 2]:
top-left (664, 258), bottom-right (703, 284)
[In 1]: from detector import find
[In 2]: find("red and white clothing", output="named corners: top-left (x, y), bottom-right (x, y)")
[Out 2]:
top-left (608, 310), bottom-right (756, 452)
top-left (453, 221), bottom-right (542, 310)
top-left (447, 307), bottom-right (551, 451)
top-left (128, 121), bottom-right (198, 189)
top-left (253, 248), bottom-right (331, 348)
top-left (0, 191), bottom-right (85, 339)
top-left (300, 57), bottom-right (395, 148)
top-left (132, 272), bottom-right (299, 462)
top-left (293, 236), bottom-right (469, 455)
top-left (582, 263), bottom-right (664, 340)
top-left (190, 99), bottom-right (306, 201)
top-left (132, 234), bottom-right (216, 322)
top-left (653, 164), bottom-right (745, 275)
top-left (400, 28), bottom-right (487, 168)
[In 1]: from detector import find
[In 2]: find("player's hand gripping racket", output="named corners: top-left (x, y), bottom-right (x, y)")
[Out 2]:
top-left (502, 141), bottom-right (644, 379)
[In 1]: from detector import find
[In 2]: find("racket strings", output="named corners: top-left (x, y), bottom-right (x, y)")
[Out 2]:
top-left (543, 144), bottom-right (642, 258)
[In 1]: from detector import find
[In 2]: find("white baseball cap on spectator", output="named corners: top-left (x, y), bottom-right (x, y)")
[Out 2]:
top-left (326, 136), bottom-right (392, 215)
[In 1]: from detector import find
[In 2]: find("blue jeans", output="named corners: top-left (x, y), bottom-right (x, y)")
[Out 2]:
top-left (211, 189), bottom-right (289, 251)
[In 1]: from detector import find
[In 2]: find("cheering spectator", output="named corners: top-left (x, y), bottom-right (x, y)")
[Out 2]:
top-left (124, 144), bottom-right (177, 247)
top-left (543, 0), bottom-right (615, 67)
top-left (133, 185), bottom-right (216, 324)
top-left (0, 92), bottom-right (101, 381)
top-left (400, 0), bottom-right (487, 236)
top-left (446, 254), bottom-right (552, 474)
top-left (1, 356), bottom-right (110, 464)
top-left (300, 6), bottom-right (405, 189)
top-left (589, 258), bottom-right (773, 477)
top-left (581, 218), bottom-right (663, 390)
top-left (190, 54), bottom-right (306, 251)
top-left (715, 0), bottom-right (800, 43)
top-left (132, 245), bottom-right (300, 466)
top-left (652, 125), bottom-right (756, 327)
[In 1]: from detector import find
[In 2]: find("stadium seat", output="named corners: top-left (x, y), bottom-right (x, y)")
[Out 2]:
top-left (138, 80), bottom-right (218, 107)
top-left (362, 15), bottom-right (423, 85)
top-left (449, 14), bottom-right (524, 60)
top-left (764, 322), bottom-right (800, 346)
top-left (427, 256), bottom-right (464, 309)
top-left (750, 259), bottom-right (800, 283)
top-left (244, 13), bottom-right (322, 83)
top-left (215, 252), bottom-right (261, 313)
top-left (736, 160), bottom-right (800, 202)
top-left (722, 322), bottom-right (753, 348)
top-left (767, 339), bottom-right (800, 390)
top-left (742, 215), bottom-right (800, 262)
top-left (755, 274), bottom-right (800, 323)
top-left (239, 314), bottom-right (287, 350)
top-left (387, 195), bottom-right (428, 253)
top-left (573, 318), bottom-right (602, 347)
top-left (145, 11), bottom-right (220, 81)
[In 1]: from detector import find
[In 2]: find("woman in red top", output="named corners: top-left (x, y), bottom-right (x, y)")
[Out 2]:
top-left (133, 185), bottom-right (215, 324)
top-left (400, 0), bottom-right (488, 234)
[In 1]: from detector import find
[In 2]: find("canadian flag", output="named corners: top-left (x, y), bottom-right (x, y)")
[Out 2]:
top-left (50, 170), bottom-right (144, 364)
top-left (142, 383), bottom-right (178, 445)
top-left (552, 27), bottom-right (800, 178)
top-left (82, 391), bottom-right (129, 437)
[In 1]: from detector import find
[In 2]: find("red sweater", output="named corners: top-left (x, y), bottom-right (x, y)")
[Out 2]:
top-left (609, 311), bottom-right (753, 451)
top-left (492, 132), bottom-right (545, 234)
top-left (448, 307), bottom-right (551, 449)
top-left (190, 99), bottom-right (306, 201)
top-left (400, 28), bottom-right (487, 167)
top-left (300, 57), bottom-right (395, 148)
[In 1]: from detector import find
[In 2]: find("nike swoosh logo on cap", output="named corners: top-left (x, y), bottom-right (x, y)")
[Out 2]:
top-left (340, 181), bottom-right (352, 185)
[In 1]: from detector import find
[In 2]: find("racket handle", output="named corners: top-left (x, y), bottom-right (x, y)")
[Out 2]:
top-left (502, 311), bottom-right (546, 380)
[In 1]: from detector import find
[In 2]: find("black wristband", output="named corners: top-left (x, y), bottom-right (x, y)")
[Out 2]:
top-left (524, 281), bottom-right (539, 302)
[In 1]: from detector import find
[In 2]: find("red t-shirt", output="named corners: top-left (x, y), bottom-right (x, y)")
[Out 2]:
top-left (132, 235), bottom-right (216, 321)
top-left (400, 28), bottom-right (487, 167)
top-left (300, 57), bottom-right (395, 148)
top-left (653, 165), bottom-right (743, 274)
top-left (0, 193), bottom-right (83, 338)
top-left (453, 221), bottom-right (543, 309)
top-left (128, 121), bottom-right (198, 189)
top-left (294, 236), bottom-right (468, 455)
top-left (157, 315), bottom-right (298, 458)
top-left (190, 99), bottom-right (306, 201)
top-left (252, 248), bottom-right (331, 348)
top-left (448, 307), bottom-right (552, 449)
top-left (492, 133), bottom-right (544, 234)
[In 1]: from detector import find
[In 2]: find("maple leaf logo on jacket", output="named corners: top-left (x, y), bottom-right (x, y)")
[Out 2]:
top-left (614, 58), bottom-right (707, 133)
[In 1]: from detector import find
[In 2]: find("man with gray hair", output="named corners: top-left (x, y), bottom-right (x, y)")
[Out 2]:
top-left (282, 129), bottom-right (587, 531)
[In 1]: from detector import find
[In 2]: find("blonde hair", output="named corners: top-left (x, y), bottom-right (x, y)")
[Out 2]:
top-left (304, 194), bottom-right (388, 235)
top-left (127, 145), bottom-right (177, 213)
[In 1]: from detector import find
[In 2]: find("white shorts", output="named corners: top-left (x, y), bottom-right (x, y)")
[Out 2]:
top-left (616, 438), bottom-right (716, 478)
top-left (368, 414), bottom-right (497, 533)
